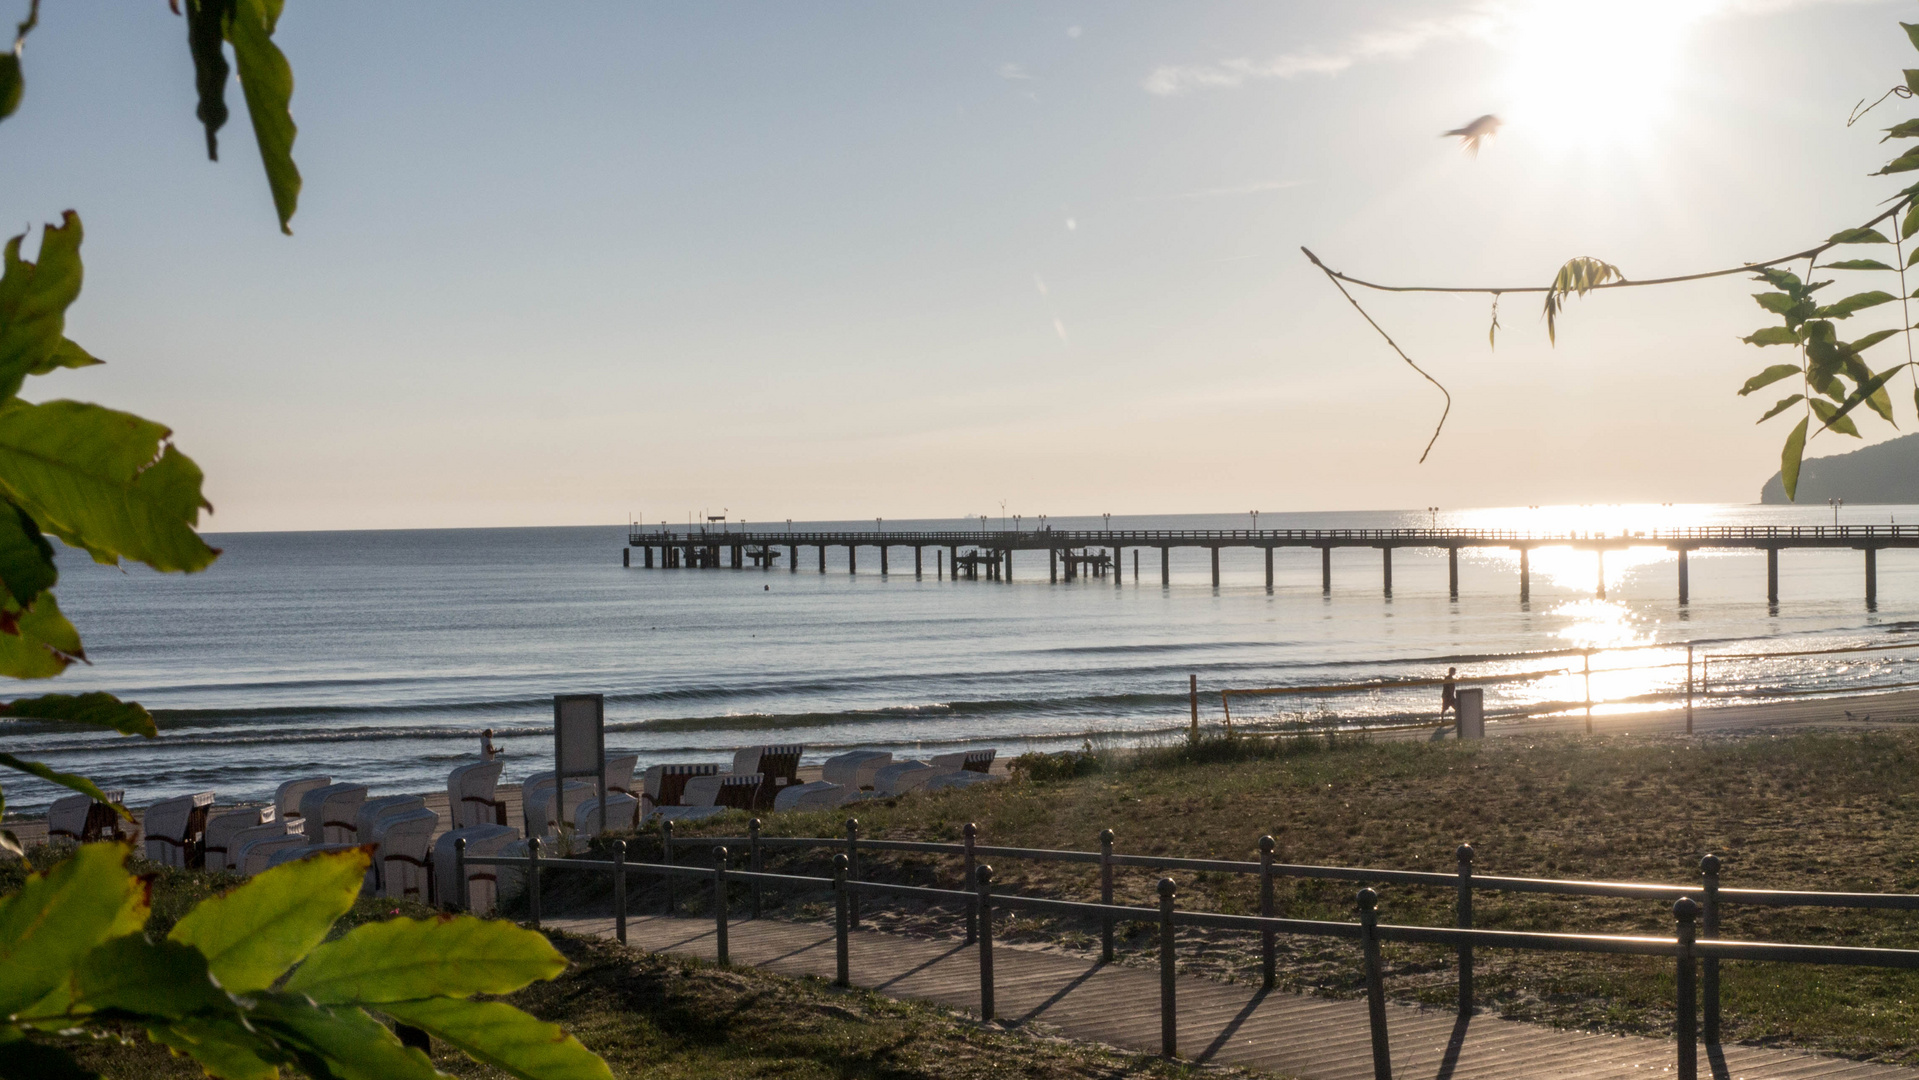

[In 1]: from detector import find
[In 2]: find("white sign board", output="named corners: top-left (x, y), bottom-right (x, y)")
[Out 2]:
top-left (1456, 688), bottom-right (1485, 739)
top-left (554, 694), bottom-right (607, 822)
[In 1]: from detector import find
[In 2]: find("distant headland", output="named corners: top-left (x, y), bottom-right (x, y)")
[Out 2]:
top-left (1760, 431), bottom-right (1919, 504)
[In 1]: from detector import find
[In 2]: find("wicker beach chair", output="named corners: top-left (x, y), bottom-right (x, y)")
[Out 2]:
top-left (732, 745), bottom-right (803, 804)
top-left (683, 772), bottom-right (763, 811)
top-left (929, 749), bottom-right (996, 774)
top-left (240, 830), bottom-right (310, 875)
top-left (274, 777), bottom-right (331, 826)
top-left (201, 806), bottom-right (273, 870)
top-left (640, 763), bottom-right (721, 814)
top-left (46, 789), bottom-right (125, 846)
top-left (432, 823), bottom-right (516, 913)
top-left (772, 780), bottom-right (845, 812)
top-left (143, 791), bottom-right (215, 868)
top-left (298, 783), bottom-right (367, 845)
top-left (577, 793), bottom-right (639, 838)
top-left (871, 761), bottom-right (936, 796)
top-left (373, 808), bottom-right (439, 901)
top-left (605, 754), bottom-right (639, 798)
top-left (446, 761), bottom-right (506, 828)
top-left (822, 750), bottom-right (892, 790)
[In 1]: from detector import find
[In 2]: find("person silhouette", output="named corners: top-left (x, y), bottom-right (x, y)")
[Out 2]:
top-left (1440, 667), bottom-right (1459, 723)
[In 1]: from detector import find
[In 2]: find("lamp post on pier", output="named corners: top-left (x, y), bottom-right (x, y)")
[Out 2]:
top-left (1830, 497), bottom-right (1843, 527)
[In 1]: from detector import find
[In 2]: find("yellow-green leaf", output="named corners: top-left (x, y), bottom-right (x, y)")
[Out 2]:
top-left (1758, 394), bottom-right (1804, 422)
top-left (225, 0), bottom-right (300, 234)
top-left (0, 399), bottom-right (217, 573)
top-left (381, 997), bottom-right (614, 1080)
top-left (0, 753), bottom-right (124, 814)
top-left (1738, 364), bottom-right (1800, 396)
top-left (250, 993), bottom-right (440, 1080)
top-left (1818, 290), bottom-right (1896, 319)
top-left (0, 502), bottom-right (55, 611)
top-left (74, 937), bottom-right (235, 1021)
top-left (1781, 416), bottom-right (1810, 501)
top-left (1811, 398), bottom-right (1862, 437)
top-left (287, 915), bottom-right (566, 1005)
top-left (0, 591), bottom-right (84, 679)
top-left (0, 213), bottom-right (87, 402)
top-left (146, 1018), bottom-right (282, 1080)
top-left (1741, 326), bottom-right (1799, 347)
top-left (1879, 145), bottom-right (1919, 175)
top-left (1827, 227), bottom-right (1890, 244)
top-left (1824, 259), bottom-right (1895, 271)
top-left (169, 846), bottom-right (369, 994)
top-left (1753, 292), bottom-right (1797, 316)
top-left (0, 692), bottom-right (154, 737)
top-left (0, 842), bottom-right (147, 1017)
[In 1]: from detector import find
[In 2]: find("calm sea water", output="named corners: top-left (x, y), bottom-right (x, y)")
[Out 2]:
top-left (6, 504), bottom-right (1919, 814)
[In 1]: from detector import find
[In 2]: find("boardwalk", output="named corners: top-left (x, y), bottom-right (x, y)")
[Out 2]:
top-left (552, 913), bottom-right (1916, 1080)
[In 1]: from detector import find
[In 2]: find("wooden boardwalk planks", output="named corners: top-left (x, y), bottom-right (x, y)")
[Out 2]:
top-left (550, 914), bottom-right (1919, 1080)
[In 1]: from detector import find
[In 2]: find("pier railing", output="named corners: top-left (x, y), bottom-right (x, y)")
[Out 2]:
top-left (457, 825), bottom-right (1919, 1079)
top-left (630, 524), bottom-right (1919, 545)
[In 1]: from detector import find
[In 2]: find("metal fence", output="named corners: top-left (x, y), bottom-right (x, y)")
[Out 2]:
top-left (455, 822), bottom-right (1919, 1080)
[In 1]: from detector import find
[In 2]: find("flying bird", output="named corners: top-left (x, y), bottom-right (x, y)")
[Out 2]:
top-left (1443, 114), bottom-right (1502, 157)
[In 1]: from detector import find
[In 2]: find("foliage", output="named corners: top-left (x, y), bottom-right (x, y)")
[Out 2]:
top-left (1008, 748), bottom-right (1107, 783)
top-left (0, 843), bottom-right (611, 1080)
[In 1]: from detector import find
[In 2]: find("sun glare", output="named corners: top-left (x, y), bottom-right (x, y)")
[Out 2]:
top-left (1502, 0), bottom-right (1708, 151)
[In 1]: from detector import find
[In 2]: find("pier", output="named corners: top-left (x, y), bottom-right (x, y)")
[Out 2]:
top-left (624, 525), bottom-right (1919, 606)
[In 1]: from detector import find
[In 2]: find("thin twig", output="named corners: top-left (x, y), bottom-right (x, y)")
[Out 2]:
top-left (1301, 248), bottom-right (1451, 463)
top-left (1849, 85), bottom-right (1913, 127)
top-left (12, 0), bottom-right (37, 53)
top-left (1302, 203), bottom-right (1905, 296)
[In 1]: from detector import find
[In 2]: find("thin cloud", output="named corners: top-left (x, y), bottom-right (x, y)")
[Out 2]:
top-left (1157, 179), bottom-right (1305, 201)
top-left (998, 62), bottom-right (1034, 80)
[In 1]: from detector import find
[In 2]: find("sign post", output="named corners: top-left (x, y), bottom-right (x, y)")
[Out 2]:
top-left (553, 694), bottom-right (606, 832)
top-left (1456, 688), bottom-right (1485, 739)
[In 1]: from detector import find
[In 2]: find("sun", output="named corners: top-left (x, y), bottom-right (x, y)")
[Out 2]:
top-left (1501, 0), bottom-right (1710, 152)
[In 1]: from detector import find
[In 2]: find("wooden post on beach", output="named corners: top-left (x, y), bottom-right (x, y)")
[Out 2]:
top-left (1596, 549), bottom-right (1606, 600)
top-left (1134, 549), bottom-right (1139, 582)
top-left (1006, 549), bottom-right (1014, 582)
top-left (1358, 889), bottom-right (1393, 1080)
top-left (1189, 675), bottom-right (1199, 738)
top-left (1099, 830), bottom-right (1116, 962)
top-left (848, 545), bottom-right (857, 575)
top-left (1767, 548), bottom-right (1779, 605)
top-left (1382, 547), bottom-right (1392, 597)
top-left (1455, 844), bottom-right (1474, 1017)
top-left (1259, 835), bottom-right (1277, 989)
top-left (1678, 548), bottom-right (1689, 605)
top-left (622, 547), bottom-right (629, 568)
top-left (1448, 547), bottom-right (1459, 600)
top-left (819, 545), bottom-right (826, 573)
top-left (977, 865), bottom-right (996, 1021)
top-left (789, 544), bottom-right (797, 572)
top-left (914, 546), bottom-right (922, 579)
top-left (1675, 898), bottom-right (1700, 1080)
top-left (1210, 547), bottom-right (1220, 587)
top-left (1866, 548), bottom-right (1878, 608)
top-left (938, 549), bottom-right (944, 580)
top-left (1114, 547), bottom-right (1122, 588)
top-left (1322, 547), bottom-right (1331, 593)
top-left (1161, 546), bottom-right (1170, 586)
top-left (880, 545), bottom-right (889, 576)
top-left (1159, 878), bottom-right (1178, 1059)
top-left (1050, 547), bottom-right (1058, 583)
top-left (1583, 651), bottom-right (1593, 734)
top-left (1686, 645), bottom-right (1695, 734)
top-left (1264, 546), bottom-right (1274, 590)
top-left (1519, 547), bottom-right (1530, 602)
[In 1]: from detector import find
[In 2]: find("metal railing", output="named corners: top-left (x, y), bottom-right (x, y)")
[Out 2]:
top-left (453, 822), bottom-right (1919, 1079)
top-left (629, 524), bottom-right (1919, 547)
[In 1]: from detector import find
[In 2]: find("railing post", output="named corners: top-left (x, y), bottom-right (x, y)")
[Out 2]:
top-left (613, 839), bottom-right (627, 945)
top-left (662, 819), bottom-right (676, 915)
top-left (453, 836), bottom-right (468, 912)
top-left (845, 818), bottom-right (861, 928)
top-left (526, 836), bottom-right (542, 930)
top-left (713, 846), bottom-right (730, 965)
top-left (1158, 877), bottom-right (1178, 1059)
top-left (749, 818), bottom-right (763, 918)
top-left (1685, 644), bottom-right (1695, 734)
top-left (1456, 843), bottom-right (1474, 1018)
top-left (1100, 829), bottom-right (1117, 963)
top-left (1259, 835), bottom-right (1277, 990)
top-left (1700, 855), bottom-right (1720, 1046)
top-left (1675, 897), bottom-right (1699, 1080)
top-left (977, 864), bottom-right (996, 1021)
top-left (833, 853), bottom-right (850, 987)
top-left (963, 823), bottom-right (979, 944)
top-left (1358, 888), bottom-right (1393, 1080)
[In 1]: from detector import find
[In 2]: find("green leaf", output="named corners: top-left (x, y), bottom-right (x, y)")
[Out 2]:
top-left (1738, 364), bottom-right (1801, 396)
top-left (1542, 255), bottom-right (1624, 344)
top-left (0, 501), bottom-right (55, 611)
top-left (30, 338), bottom-right (101, 377)
top-left (1824, 259), bottom-right (1895, 271)
top-left (74, 936), bottom-right (236, 1021)
top-left (1781, 416), bottom-right (1810, 501)
top-left (1905, 200), bottom-right (1919, 241)
top-left (381, 997), bottom-right (614, 1080)
top-left (0, 842), bottom-right (147, 1017)
top-left (1905, 22), bottom-right (1919, 52)
top-left (1908, 68), bottom-right (1919, 95)
top-left (0, 591), bottom-right (85, 679)
top-left (287, 915), bottom-right (566, 1005)
top-left (0, 399), bottom-right (218, 573)
top-left (0, 1039), bottom-right (99, 1080)
top-left (184, 0), bottom-right (232, 161)
top-left (1811, 398), bottom-right (1863, 437)
top-left (0, 213), bottom-right (88, 403)
top-left (146, 1018), bottom-right (284, 1080)
top-left (0, 753), bottom-right (123, 809)
top-left (1818, 290), bottom-right (1897, 319)
top-left (0, 692), bottom-right (156, 738)
top-left (1753, 292), bottom-right (1798, 316)
top-left (1741, 326), bottom-right (1799, 347)
top-left (225, 0), bottom-right (301, 234)
top-left (1887, 118), bottom-right (1919, 141)
top-left (250, 993), bottom-right (440, 1080)
top-left (1758, 394), bottom-right (1804, 422)
top-left (1750, 267), bottom-right (1801, 291)
top-left (1826, 227), bottom-right (1890, 244)
top-left (169, 846), bottom-right (370, 994)
top-left (0, 54), bottom-right (19, 123)
top-left (1849, 329), bottom-right (1901, 354)
top-left (1880, 145), bottom-right (1919, 175)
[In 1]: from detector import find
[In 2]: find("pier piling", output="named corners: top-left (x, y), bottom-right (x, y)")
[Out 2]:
top-left (1264, 546), bottom-right (1274, 590)
top-left (1767, 548), bottom-right (1779, 606)
top-left (1519, 547), bottom-right (1530, 602)
top-left (1050, 548), bottom-right (1058, 583)
top-left (1382, 548), bottom-right (1392, 597)
top-left (1160, 546), bottom-right (1170, 586)
top-left (1677, 548), bottom-right (1688, 604)
top-left (1596, 549), bottom-right (1605, 600)
top-left (880, 545), bottom-right (889, 576)
top-left (1210, 547), bottom-right (1220, 588)
top-left (914, 546), bottom-right (922, 579)
top-left (1448, 547), bottom-right (1458, 600)
top-left (1867, 547), bottom-right (1878, 608)
top-left (1322, 547), bottom-right (1331, 593)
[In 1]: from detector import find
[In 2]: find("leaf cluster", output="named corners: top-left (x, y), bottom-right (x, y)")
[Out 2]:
top-left (1, 844), bottom-right (611, 1080)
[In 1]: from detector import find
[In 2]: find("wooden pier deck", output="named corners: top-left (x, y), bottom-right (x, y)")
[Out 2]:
top-left (551, 913), bottom-right (1915, 1080)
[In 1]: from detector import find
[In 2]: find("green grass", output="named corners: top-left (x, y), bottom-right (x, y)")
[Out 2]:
top-left (645, 727), bottom-right (1919, 1065)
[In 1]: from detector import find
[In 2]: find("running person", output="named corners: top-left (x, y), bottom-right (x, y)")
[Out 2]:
top-left (1440, 667), bottom-right (1459, 722)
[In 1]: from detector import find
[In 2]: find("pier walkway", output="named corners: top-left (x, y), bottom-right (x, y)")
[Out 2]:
top-left (625, 525), bottom-right (1919, 604)
top-left (551, 912), bottom-right (1914, 1080)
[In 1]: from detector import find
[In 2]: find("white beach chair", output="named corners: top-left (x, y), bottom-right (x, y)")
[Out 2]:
top-left (640, 763), bottom-right (721, 814)
top-left (275, 776), bottom-right (332, 826)
top-left (683, 772), bottom-right (763, 812)
top-left (577, 793), bottom-right (639, 838)
top-left (772, 780), bottom-right (845, 812)
top-left (731, 745), bottom-right (802, 805)
top-left (298, 783), bottom-right (367, 845)
top-left (921, 770), bottom-right (997, 793)
top-left (143, 791), bottom-right (215, 868)
top-left (822, 750), bottom-right (892, 790)
top-left (520, 772), bottom-right (557, 837)
top-left (872, 761), bottom-right (937, 796)
top-left (240, 831), bottom-right (311, 875)
top-left (373, 808), bottom-right (439, 901)
top-left (447, 761), bottom-right (506, 828)
top-left (46, 789), bottom-right (125, 846)
top-left (229, 819), bottom-right (299, 872)
top-left (432, 823), bottom-right (517, 913)
top-left (605, 754), bottom-right (639, 798)
top-left (356, 795), bottom-right (427, 844)
top-left (525, 779), bottom-right (596, 838)
top-left (201, 806), bottom-right (273, 871)
top-left (929, 749), bottom-right (996, 774)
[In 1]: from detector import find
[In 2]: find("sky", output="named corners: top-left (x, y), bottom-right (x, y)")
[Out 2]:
top-left (1, 0), bottom-right (1915, 531)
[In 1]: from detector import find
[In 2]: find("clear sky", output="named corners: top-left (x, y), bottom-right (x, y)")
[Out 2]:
top-left (1, 1), bottom-right (1912, 531)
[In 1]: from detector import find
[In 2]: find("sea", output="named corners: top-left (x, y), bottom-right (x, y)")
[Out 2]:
top-left (7, 504), bottom-right (1919, 815)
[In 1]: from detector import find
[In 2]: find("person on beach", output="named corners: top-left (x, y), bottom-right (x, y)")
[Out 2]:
top-left (1440, 667), bottom-right (1458, 723)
